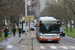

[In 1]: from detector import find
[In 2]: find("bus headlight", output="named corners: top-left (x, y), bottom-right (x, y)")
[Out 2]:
top-left (40, 36), bottom-right (43, 38)
top-left (57, 35), bottom-right (60, 38)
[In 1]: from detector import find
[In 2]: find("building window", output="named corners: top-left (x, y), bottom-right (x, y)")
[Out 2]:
top-left (45, 0), bottom-right (50, 7)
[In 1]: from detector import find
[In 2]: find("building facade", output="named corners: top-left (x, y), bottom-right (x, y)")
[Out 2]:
top-left (30, 0), bottom-right (40, 19)
top-left (40, 0), bottom-right (50, 12)
top-left (28, 0), bottom-right (58, 19)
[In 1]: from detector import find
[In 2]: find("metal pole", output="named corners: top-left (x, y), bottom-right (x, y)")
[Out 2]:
top-left (25, 0), bottom-right (27, 16)
top-left (25, 0), bottom-right (27, 39)
top-left (28, 17), bottom-right (30, 50)
top-left (25, 0), bottom-right (30, 50)
top-left (25, 0), bottom-right (27, 36)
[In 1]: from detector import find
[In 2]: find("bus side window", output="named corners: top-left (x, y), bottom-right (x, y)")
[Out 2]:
top-left (37, 27), bottom-right (39, 31)
top-left (36, 23), bottom-right (39, 31)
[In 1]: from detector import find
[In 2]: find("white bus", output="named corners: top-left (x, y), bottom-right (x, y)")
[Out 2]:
top-left (36, 17), bottom-right (60, 42)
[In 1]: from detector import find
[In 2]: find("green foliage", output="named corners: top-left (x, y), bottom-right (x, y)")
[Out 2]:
top-left (0, 48), bottom-right (3, 50)
top-left (8, 31), bottom-right (13, 38)
top-left (0, 31), bottom-right (13, 42)
top-left (41, 0), bottom-right (75, 32)
top-left (0, 35), bottom-right (5, 42)
top-left (16, 28), bottom-right (18, 32)
top-left (0, 0), bottom-right (25, 37)
top-left (63, 26), bottom-right (75, 38)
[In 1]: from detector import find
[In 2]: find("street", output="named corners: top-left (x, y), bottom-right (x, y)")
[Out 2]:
top-left (0, 0), bottom-right (75, 50)
top-left (33, 36), bottom-right (75, 50)
top-left (0, 27), bottom-right (75, 50)
top-left (30, 28), bottom-right (75, 50)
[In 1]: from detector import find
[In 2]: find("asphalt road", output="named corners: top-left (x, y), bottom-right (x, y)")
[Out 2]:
top-left (31, 27), bottom-right (75, 50)
top-left (0, 27), bottom-right (75, 50)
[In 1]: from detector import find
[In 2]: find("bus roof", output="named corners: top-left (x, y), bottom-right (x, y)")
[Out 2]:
top-left (39, 16), bottom-right (59, 21)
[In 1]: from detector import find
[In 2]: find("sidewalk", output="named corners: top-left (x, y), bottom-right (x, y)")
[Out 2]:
top-left (0, 46), bottom-right (4, 50)
top-left (11, 31), bottom-right (38, 50)
top-left (0, 32), bottom-right (19, 50)
top-left (0, 28), bottom-right (39, 50)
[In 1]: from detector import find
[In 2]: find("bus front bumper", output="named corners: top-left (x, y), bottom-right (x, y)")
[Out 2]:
top-left (39, 38), bottom-right (60, 41)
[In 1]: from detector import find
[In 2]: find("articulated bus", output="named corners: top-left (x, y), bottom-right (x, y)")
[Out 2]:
top-left (36, 17), bottom-right (60, 42)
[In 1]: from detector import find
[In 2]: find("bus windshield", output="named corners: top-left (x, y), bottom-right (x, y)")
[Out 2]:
top-left (40, 22), bottom-right (60, 33)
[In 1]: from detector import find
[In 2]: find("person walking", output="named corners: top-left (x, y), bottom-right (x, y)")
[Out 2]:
top-left (4, 27), bottom-right (9, 40)
top-left (3, 26), bottom-right (6, 32)
top-left (18, 27), bottom-right (21, 37)
top-left (13, 27), bottom-right (16, 37)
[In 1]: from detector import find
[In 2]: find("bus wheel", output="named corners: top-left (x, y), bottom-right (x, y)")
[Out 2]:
top-left (55, 41), bottom-right (58, 43)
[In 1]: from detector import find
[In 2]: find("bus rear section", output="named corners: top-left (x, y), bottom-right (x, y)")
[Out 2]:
top-left (36, 17), bottom-right (60, 42)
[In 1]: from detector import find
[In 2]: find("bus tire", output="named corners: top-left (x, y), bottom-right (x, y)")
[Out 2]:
top-left (55, 41), bottom-right (58, 43)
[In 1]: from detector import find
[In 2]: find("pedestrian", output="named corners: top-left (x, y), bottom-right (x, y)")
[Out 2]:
top-left (4, 27), bottom-right (9, 40)
top-left (13, 27), bottom-right (16, 37)
top-left (3, 26), bottom-right (6, 32)
top-left (18, 27), bottom-right (21, 37)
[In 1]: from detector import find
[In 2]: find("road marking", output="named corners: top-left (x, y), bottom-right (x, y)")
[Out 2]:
top-left (40, 46), bottom-right (46, 49)
top-left (70, 46), bottom-right (75, 49)
top-left (7, 45), bottom-right (13, 48)
top-left (60, 46), bottom-right (68, 49)
top-left (66, 35), bottom-right (75, 40)
top-left (39, 45), bottom-right (75, 49)
top-left (50, 46), bottom-right (57, 49)
top-left (36, 45), bottom-right (40, 50)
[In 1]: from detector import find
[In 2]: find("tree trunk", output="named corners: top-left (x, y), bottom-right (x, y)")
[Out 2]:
top-left (0, 23), bottom-right (2, 37)
top-left (73, 20), bottom-right (75, 28)
top-left (66, 23), bottom-right (68, 31)
top-left (64, 19), bottom-right (68, 31)
top-left (0, 28), bottom-right (1, 37)
top-left (70, 20), bottom-right (72, 32)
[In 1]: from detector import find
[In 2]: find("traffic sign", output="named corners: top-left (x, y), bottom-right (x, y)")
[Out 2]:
top-left (25, 16), bottom-right (29, 22)
top-left (25, 15), bottom-right (34, 22)
top-left (24, 15), bottom-right (34, 50)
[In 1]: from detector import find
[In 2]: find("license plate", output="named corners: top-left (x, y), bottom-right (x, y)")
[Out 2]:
top-left (48, 40), bottom-right (52, 41)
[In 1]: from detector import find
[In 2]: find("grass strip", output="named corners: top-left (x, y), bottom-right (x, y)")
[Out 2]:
top-left (0, 32), bottom-right (13, 42)
top-left (0, 28), bottom-right (18, 42)
top-left (0, 48), bottom-right (3, 50)
top-left (63, 26), bottom-right (75, 38)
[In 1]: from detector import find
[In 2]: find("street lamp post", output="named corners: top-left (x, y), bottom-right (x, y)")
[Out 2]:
top-left (25, 0), bottom-right (27, 16)
top-left (25, 0), bottom-right (30, 50)
top-left (25, 0), bottom-right (27, 39)
top-left (25, 0), bottom-right (28, 40)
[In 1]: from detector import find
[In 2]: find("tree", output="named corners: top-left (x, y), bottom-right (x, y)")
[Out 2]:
top-left (0, 0), bottom-right (6, 36)
top-left (40, 0), bottom-right (74, 32)
top-left (0, 0), bottom-right (25, 36)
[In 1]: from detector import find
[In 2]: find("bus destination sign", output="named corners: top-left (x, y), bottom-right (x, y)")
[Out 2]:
top-left (44, 21), bottom-right (56, 23)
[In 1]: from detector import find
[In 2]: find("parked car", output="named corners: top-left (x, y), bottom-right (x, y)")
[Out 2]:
top-left (60, 27), bottom-right (65, 36)
top-left (30, 24), bottom-right (34, 31)
top-left (27, 22), bottom-right (34, 31)
top-left (30, 22), bottom-right (34, 31)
